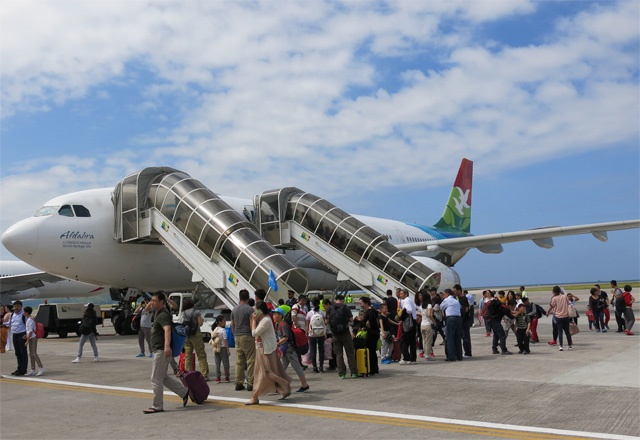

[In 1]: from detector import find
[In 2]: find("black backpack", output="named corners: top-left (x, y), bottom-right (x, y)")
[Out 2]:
top-left (329, 304), bottom-right (350, 335)
top-left (182, 310), bottom-right (199, 336)
top-left (79, 316), bottom-right (93, 335)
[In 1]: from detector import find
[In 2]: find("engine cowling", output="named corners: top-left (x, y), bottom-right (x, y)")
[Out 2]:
top-left (411, 256), bottom-right (461, 291)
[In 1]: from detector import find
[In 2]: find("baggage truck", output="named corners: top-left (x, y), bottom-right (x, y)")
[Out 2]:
top-left (35, 303), bottom-right (102, 338)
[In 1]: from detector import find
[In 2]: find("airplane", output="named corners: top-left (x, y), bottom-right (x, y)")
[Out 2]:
top-left (0, 259), bottom-right (106, 304)
top-left (2, 158), bottom-right (638, 312)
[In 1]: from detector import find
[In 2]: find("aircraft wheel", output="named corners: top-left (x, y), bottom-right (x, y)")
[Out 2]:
top-left (123, 315), bottom-right (135, 335)
top-left (113, 314), bottom-right (124, 335)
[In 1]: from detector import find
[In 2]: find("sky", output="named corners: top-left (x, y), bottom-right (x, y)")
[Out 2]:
top-left (1, 0), bottom-right (638, 288)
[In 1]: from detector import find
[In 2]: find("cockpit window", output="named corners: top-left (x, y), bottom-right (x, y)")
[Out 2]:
top-left (58, 205), bottom-right (74, 217)
top-left (73, 205), bottom-right (91, 217)
top-left (34, 206), bottom-right (60, 217)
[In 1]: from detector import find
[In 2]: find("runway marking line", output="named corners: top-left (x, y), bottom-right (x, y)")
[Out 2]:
top-left (1, 375), bottom-right (634, 440)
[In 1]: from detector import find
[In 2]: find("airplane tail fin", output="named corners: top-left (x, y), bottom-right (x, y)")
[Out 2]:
top-left (433, 158), bottom-right (473, 233)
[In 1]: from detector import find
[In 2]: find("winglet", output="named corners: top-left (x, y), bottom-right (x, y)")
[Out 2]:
top-left (433, 158), bottom-right (473, 233)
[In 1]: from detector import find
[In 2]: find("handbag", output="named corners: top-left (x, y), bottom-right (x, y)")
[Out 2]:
top-left (569, 321), bottom-right (580, 335)
top-left (568, 306), bottom-right (577, 319)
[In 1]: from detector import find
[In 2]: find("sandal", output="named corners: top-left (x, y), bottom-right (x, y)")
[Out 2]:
top-left (245, 400), bottom-right (259, 405)
top-left (143, 407), bottom-right (164, 414)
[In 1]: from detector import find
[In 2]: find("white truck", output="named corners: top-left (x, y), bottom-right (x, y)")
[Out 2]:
top-left (36, 303), bottom-right (103, 338)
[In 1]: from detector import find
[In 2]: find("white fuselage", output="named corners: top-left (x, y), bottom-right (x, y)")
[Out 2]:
top-left (2, 188), bottom-right (463, 293)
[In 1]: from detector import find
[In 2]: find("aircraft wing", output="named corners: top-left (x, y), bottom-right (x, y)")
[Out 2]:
top-left (396, 219), bottom-right (640, 254)
top-left (0, 271), bottom-right (69, 294)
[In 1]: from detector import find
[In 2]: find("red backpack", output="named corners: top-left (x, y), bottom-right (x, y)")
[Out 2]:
top-left (279, 321), bottom-right (309, 355)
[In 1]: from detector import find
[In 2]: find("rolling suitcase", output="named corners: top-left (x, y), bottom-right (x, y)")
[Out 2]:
top-left (356, 348), bottom-right (370, 376)
top-left (180, 370), bottom-right (210, 404)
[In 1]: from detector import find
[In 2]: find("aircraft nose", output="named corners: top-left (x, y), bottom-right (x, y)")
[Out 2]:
top-left (1, 218), bottom-right (39, 261)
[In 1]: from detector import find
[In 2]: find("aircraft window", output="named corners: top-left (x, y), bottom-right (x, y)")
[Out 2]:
top-left (73, 205), bottom-right (91, 217)
top-left (35, 206), bottom-right (60, 217)
top-left (58, 205), bottom-right (74, 217)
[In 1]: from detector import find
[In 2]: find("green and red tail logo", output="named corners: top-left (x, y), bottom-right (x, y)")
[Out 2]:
top-left (434, 158), bottom-right (473, 233)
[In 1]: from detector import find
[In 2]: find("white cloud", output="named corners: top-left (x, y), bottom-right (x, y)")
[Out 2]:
top-left (1, 0), bottom-right (638, 232)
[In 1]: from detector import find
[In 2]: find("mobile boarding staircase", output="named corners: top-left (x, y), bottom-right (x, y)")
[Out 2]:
top-left (254, 188), bottom-right (441, 303)
top-left (112, 167), bottom-right (308, 309)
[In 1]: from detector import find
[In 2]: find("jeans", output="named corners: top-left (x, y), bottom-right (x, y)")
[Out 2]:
top-left (77, 333), bottom-right (98, 358)
top-left (556, 317), bottom-right (573, 347)
top-left (445, 316), bottom-right (463, 360)
top-left (214, 349), bottom-right (230, 379)
top-left (13, 332), bottom-right (28, 372)
top-left (593, 311), bottom-right (605, 331)
top-left (308, 336), bottom-right (325, 370)
top-left (138, 326), bottom-right (152, 354)
top-left (490, 320), bottom-right (507, 352)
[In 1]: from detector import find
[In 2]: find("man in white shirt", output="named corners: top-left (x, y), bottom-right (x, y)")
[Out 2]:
top-left (10, 301), bottom-right (28, 376)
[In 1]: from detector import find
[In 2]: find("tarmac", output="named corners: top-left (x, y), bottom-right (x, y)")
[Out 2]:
top-left (1, 288), bottom-right (639, 440)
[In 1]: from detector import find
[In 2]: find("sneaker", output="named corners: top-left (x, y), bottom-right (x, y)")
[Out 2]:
top-left (426, 357), bottom-right (435, 362)
top-left (558, 346), bottom-right (563, 351)
top-left (501, 351), bottom-right (513, 355)
top-left (149, 353), bottom-right (153, 358)
top-left (296, 386), bottom-right (309, 393)
top-left (136, 353), bottom-right (145, 358)
top-left (246, 385), bottom-right (253, 392)
top-left (596, 329), bottom-right (601, 333)
top-left (25, 370), bottom-right (36, 376)
top-left (36, 368), bottom-right (45, 376)
top-left (339, 374), bottom-right (346, 379)
top-left (350, 373), bottom-right (358, 378)
top-left (235, 384), bottom-right (245, 391)
top-left (418, 350), bottom-right (424, 358)
top-left (485, 332), bottom-right (491, 337)
top-left (93, 357), bottom-right (99, 362)
top-left (225, 377), bottom-right (230, 383)
top-left (313, 368), bottom-right (319, 373)
top-left (602, 329), bottom-right (607, 333)
top-left (215, 378), bottom-right (221, 383)
top-left (492, 349), bottom-right (499, 354)
top-left (463, 354), bottom-right (472, 358)
top-left (398, 360), bottom-right (409, 365)
top-left (71, 357), bottom-right (81, 363)
top-left (568, 346), bottom-right (573, 350)
top-left (548, 340), bottom-right (557, 346)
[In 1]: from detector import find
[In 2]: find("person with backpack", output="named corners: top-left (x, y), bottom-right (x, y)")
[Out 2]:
top-left (181, 298), bottom-right (209, 380)
top-left (23, 306), bottom-right (45, 376)
top-left (9, 301), bottom-right (28, 375)
top-left (273, 307), bottom-right (309, 393)
top-left (305, 298), bottom-right (326, 373)
top-left (144, 291), bottom-right (189, 413)
top-left (326, 294), bottom-right (358, 379)
top-left (72, 303), bottom-right (99, 363)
